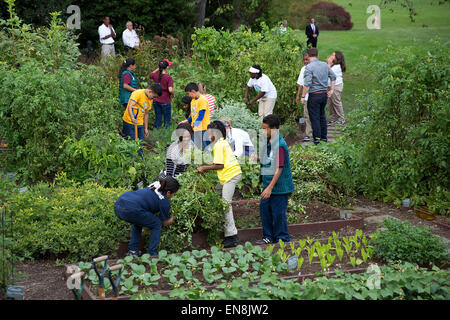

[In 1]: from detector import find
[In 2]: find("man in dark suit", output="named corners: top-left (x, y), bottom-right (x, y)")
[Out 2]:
top-left (305, 18), bottom-right (319, 48)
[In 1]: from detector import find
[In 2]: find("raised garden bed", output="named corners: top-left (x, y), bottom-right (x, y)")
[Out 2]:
top-left (68, 230), bottom-right (375, 300)
top-left (117, 200), bottom-right (363, 256)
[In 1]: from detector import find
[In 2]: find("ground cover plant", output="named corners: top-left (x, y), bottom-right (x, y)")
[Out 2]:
top-left (77, 230), bottom-right (375, 298)
top-left (369, 218), bottom-right (449, 266)
top-left (131, 262), bottom-right (450, 300)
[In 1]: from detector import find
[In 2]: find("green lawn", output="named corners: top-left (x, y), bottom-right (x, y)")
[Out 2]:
top-left (298, 0), bottom-right (450, 114)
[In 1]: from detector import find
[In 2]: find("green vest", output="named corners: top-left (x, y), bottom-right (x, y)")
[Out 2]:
top-left (261, 134), bottom-right (294, 195)
top-left (119, 70), bottom-right (138, 105)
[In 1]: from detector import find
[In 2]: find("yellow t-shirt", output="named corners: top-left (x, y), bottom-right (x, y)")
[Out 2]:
top-left (190, 95), bottom-right (210, 132)
top-left (122, 89), bottom-right (153, 126)
top-left (213, 138), bottom-right (242, 185)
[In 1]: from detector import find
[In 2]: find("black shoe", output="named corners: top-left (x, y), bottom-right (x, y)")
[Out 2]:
top-left (256, 237), bottom-right (272, 244)
top-left (223, 235), bottom-right (239, 248)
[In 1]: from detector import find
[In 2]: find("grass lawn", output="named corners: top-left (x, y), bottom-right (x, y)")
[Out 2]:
top-left (297, 0), bottom-right (450, 115)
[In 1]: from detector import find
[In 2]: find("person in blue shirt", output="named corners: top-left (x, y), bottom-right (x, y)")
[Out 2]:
top-left (114, 175), bottom-right (180, 257)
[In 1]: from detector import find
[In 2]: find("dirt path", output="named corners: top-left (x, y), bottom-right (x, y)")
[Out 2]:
top-left (285, 122), bottom-right (344, 147)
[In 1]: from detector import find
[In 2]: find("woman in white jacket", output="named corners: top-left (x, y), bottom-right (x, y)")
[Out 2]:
top-left (327, 51), bottom-right (346, 125)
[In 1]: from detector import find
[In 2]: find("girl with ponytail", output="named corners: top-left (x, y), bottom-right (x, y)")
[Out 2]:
top-left (114, 175), bottom-right (180, 257)
top-left (150, 59), bottom-right (174, 128)
top-left (118, 58), bottom-right (138, 108)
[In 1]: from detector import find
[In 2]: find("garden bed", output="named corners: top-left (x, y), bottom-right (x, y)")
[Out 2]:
top-left (69, 231), bottom-right (375, 300)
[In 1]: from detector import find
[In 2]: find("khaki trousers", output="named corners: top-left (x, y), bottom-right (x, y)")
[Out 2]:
top-left (216, 173), bottom-right (242, 237)
top-left (101, 44), bottom-right (116, 59)
top-left (303, 101), bottom-right (313, 137)
top-left (258, 97), bottom-right (276, 120)
top-left (328, 84), bottom-right (344, 122)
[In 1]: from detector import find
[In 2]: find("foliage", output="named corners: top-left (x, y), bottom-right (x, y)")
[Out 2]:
top-left (327, 41), bottom-right (450, 214)
top-left (0, 2), bottom-right (80, 70)
top-left (308, 2), bottom-right (354, 30)
top-left (159, 168), bottom-right (228, 252)
top-left (289, 145), bottom-right (352, 207)
top-left (5, 174), bottom-right (129, 262)
top-left (212, 100), bottom-right (261, 133)
top-left (299, 262), bottom-right (450, 300)
top-left (190, 24), bottom-right (306, 121)
top-left (369, 218), bottom-right (449, 266)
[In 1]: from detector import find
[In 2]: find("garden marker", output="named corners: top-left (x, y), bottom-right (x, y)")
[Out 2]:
top-left (92, 255), bottom-right (109, 300)
top-left (107, 264), bottom-right (123, 300)
top-left (69, 271), bottom-right (85, 300)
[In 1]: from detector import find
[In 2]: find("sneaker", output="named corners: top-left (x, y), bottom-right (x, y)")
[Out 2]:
top-left (303, 136), bottom-right (312, 142)
top-left (327, 120), bottom-right (335, 125)
top-left (256, 237), bottom-right (272, 244)
top-left (126, 250), bottom-right (141, 257)
top-left (223, 235), bottom-right (239, 248)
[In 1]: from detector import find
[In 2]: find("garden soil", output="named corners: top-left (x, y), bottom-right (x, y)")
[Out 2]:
top-left (13, 196), bottom-right (449, 300)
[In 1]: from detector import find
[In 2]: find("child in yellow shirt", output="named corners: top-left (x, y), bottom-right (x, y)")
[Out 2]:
top-left (197, 120), bottom-right (242, 248)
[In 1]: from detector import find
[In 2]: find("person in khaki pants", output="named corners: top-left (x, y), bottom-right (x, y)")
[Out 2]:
top-left (296, 53), bottom-right (313, 141)
top-left (327, 51), bottom-right (346, 125)
top-left (197, 120), bottom-right (242, 248)
top-left (244, 65), bottom-right (277, 119)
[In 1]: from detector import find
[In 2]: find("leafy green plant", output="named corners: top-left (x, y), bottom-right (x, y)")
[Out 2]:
top-left (369, 218), bottom-right (449, 265)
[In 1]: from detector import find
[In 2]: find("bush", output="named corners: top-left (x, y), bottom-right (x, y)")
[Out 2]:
top-left (6, 175), bottom-right (129, 262)
top-left (328, 41), bottom-right (450, 214)
top-left (370, 218), bottom-right (449, 266)
top-left (308, 2), bottom-right (353, 30)
top-left (212, 100), bottom-right (261, 133)
top-left (160, 168), bottom-right (228, 252)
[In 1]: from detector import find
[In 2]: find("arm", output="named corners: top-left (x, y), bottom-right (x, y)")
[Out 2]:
top-left (150, 68), bottom-right (159, 74)
top-left (128, 100), bottom-right (138, 124)
top-left (193, 109), bottom-right (205, 128)
top-left (162, 216), bottom-right (174, 227)
top-left (249, 91), bottom-right (265, 105)
top-left (144, 109), bottom-right (149, 137)
top-left (261, 167), bottom-right (283, 200)
top-left (244, 85), bottom-right (250, 104)
top-left (327, 67), bottom-right (337, 97)
top-left (197, 163), bottom-right (224, 172)
top-left (110, 25), bottom-right (116, 38)
top-left (123, 83), bottom-right (136, 92)
top-left (296, 85), bottom-right (303, 104)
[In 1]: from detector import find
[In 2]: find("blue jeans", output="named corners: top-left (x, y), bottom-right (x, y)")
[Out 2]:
top-left (122, 121), bottom-right (144, 140)
top-left (153, 102), bottom-right (172, 128)
top-left (114, 201), bottom-right (162, 256)
top-left (307, 93), bottom-right (328, 144)
top-left (260, 194), bottom-right (290, 243)
top-left (193, 130), bottom-right (210, 150)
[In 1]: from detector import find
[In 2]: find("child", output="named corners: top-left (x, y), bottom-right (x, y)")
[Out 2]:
top-left (122, 83), bottom-right (162, 140)
top-left (181, 96), bottom-right (192, 119)
top-left (114, 175), bottom-right (180, 256)
top-left (197, 120), bottom-right (242, 248)
top-left (179, 82), bottom-right (210, 150)
top-left (257, 114), bottom-right (294, 244)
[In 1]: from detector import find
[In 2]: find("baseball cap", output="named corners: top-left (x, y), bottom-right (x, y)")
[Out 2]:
top-left (163, 59), bottom-right (173, 66)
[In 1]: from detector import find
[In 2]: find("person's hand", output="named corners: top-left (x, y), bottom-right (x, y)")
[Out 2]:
top-left (261, 186), bottom-right (272, 200)
top-left (197, 166), bottom-right (205, 173)
top-left (132, 118), bottom-right (138, 125)
top-left (248, 99), bottom-right (255, 105)
top-left (295, 96), bottom-right (299, 105)
top-left (327, 55), bottom-right (334, 65)
top-left (178, 119), bottom-right (188, 125)
top-left (313, 34), bottom-right (317, 38)
top-left (301, 97), bottom-right (306, 105)
top-left (327, 90), bottom-right (333, 98)
top-left (244, 97), bottom-right (249, 105)
top-left (144, 128), bottom-right (149, 138)
top-left (250, 153), bottom-right (258, 162)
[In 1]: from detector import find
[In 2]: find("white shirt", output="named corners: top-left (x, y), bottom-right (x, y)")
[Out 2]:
top-left (296, 66), bottom-right (309, 101)
top-left (328, 64), bottom-right (343, 86)
top-left (98, 24), bottom-right (115, 45)
top-left (227, 128), bottom-right (254, 157)
top-left (280, 26), bottom-right (287, 33)
top-left (122, 28), bottom-right (140, 48)
top-left (247, 74), bottom-right (277, 99)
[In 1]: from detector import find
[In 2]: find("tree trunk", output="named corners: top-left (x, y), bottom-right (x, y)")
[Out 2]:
top-left (232, 0), bottom-right (269, 30)
top-left (196, 0), bottom-right (207, 27)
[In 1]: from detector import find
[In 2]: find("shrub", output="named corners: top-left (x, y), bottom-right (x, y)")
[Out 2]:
top-left (160, 168), bottom-right (227, 252)
top-left (369, 218), bottom-right (449, 266)
top-left (6, 175), bottom-right (129, 262)
top-left (328, 41), bottom-right (450, 214)
top-left (308, 2), bottom-right (353, 30)
top-left (212, 100), bottom-right (261, 133)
